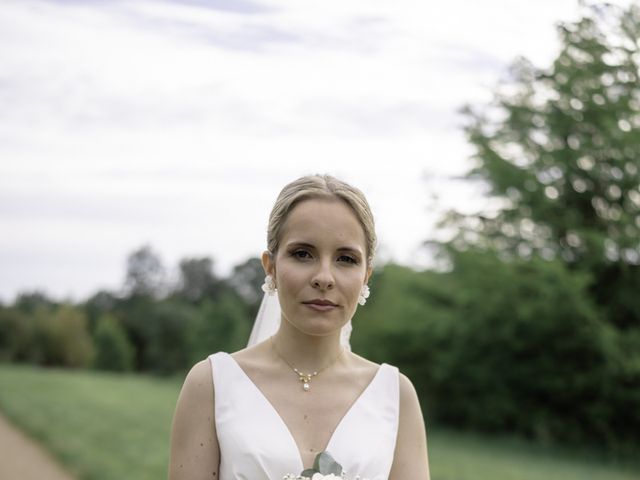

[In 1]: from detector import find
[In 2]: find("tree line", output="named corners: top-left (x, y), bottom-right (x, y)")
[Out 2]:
top-left (0, 248), bottom-right (263, 375)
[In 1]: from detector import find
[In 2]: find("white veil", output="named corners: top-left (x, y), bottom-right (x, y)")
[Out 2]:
top-left (247, 292), bottom-right (352, 349)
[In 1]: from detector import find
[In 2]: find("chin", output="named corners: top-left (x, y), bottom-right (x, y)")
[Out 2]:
top-left (286, 310), bottom-right (348, 337)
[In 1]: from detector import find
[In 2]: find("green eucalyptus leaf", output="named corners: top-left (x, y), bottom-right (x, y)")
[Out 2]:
top-left (313, 451), bottom-right (343, 475)
top-left (301, 468), bottom-right (317, 478)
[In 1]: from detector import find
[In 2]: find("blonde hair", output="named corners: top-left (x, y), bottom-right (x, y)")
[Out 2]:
top-left (267, 174), bottom-right (376, 266)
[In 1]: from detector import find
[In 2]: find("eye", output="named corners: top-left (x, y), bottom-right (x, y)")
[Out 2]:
top-left (338, 254), bottom-right (359, 265)
top-left (292, 249), bottom-right (312, 260)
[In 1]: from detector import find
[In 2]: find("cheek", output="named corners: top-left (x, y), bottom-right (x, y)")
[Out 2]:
top-left (277, 266), bottom-right (305, 293)
top-left (351, 283), bottom-right (364, 300)
top-left (345, 271), bottom-right (366, 297)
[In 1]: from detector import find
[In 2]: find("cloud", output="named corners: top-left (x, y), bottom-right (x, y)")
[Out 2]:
top-left (121, 6), bottom-right (298, 53)
top-left (165, 0), bottom-right (272, 15)
top-left (291, 99), bottom-right (457, 136)
top-left (45, 0), bottom-right (272, 15)
top-left (2, 0), bottom-right (618, 299)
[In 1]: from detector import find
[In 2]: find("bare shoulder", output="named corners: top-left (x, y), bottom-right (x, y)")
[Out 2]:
top-left (230, 341), bottom-right (273, 372)
top-left (171, 358), bottom-right (215, 436)
top-left (184, 358), bottom-right (213, 393)
top-left (348, 351), bottom-right (381, 372)
top-left (169, 358), bottom-right (218, 480)
top-left (398, 372), bottom-right (419, 405)
top-left (231, 343), bottom-right (260, 362)
top-left (397, 372), bottom-right (425, 433)
top-left (389, 371), bottom-right (430, 480)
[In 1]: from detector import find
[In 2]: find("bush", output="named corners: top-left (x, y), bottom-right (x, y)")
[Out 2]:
top-left (42, 305), bottom-right (95, 368)
top-left (430, 252), bottom-right (609, 442)
top-left (0, 305), bottom-right (95, 368)
top-left (0, 308), bottom-right (32, 362)
top-left (352, 255), bottom-right (638, 453)
top-left (93, 315), bottom-right (135, 372)
top-left (187, 293), bottom-right (252, 365)
top-left (141, 300), bottom-right (203, 374)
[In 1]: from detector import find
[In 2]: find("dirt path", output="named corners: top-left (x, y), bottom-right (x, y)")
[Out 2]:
top-left (0, 413), bottom-right (76, 480)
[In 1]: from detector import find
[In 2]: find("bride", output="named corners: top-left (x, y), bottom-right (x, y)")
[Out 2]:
top-left (169, 175), bottom-right (430, 479)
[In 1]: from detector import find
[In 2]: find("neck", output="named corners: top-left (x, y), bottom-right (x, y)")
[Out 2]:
top-left (271, 321), bottom-right (345, 374)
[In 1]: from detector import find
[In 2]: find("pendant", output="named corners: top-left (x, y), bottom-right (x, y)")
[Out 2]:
top-left (298, 372), bottom-right (313, 392)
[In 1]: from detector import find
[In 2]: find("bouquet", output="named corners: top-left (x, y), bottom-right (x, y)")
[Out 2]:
top-left (283, 451), bottom-right (369, 480)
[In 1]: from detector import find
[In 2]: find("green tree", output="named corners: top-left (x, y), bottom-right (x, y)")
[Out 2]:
top-left (431, 2), bottom-right (640, 452)
top-left (141, 300), bottom-right (205, 374)
top-left (0, 308), bottom-right (32, 362)
top-left (425, 252), bottom-right (615, 445)
top-left (84, 290), bottom-right (119, 333)
top-left (227, 257), bottom-right (265, 318)
top-left (188, 293), bottom-right (252, 365)
top-left (42, 305), bottom-right (95, 368)
top-left (123, 245), bottom-right (166, 299)
top-left (228, 257), bottom-right (264, 303)
top-left (93, 314), bottom-right (135, 372)
top-left (444, 3), bottom-right (640, 329)
top-left (174, 257), bottom-right (221, 304)
top-left (14, 291), bottom-right (56, 314)
top-left (115, 294), bottom-right (154, 371)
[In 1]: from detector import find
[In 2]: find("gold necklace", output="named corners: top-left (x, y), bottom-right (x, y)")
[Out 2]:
top-left (271, 336), bottom-right (344, 392)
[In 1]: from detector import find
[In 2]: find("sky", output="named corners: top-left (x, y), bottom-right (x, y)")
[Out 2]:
top-left (0, 0), bottom-right (626, 302)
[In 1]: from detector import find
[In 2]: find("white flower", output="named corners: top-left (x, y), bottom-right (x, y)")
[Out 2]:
top-left (283, 473), bottom-right (369, 480)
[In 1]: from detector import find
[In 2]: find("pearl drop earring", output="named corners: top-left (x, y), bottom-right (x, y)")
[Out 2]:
top-left (358, 284), bottom-right (370, 306)
top-left (261, 275), bottom-right (276, 295)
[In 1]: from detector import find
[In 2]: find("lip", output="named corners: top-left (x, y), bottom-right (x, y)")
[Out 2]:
top-left (303, 299), bottom-right (338, 306)
top-left (302, 299), bottom-right (339, 312)
top-left (304, 303), bottom-right (337, 312)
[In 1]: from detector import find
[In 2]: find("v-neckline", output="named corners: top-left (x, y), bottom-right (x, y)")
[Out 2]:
top-left (223, 352), bottom-right (385, 471)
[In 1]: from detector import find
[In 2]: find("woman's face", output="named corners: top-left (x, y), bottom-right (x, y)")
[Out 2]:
top-left (263, 197), bottom-right (371, 338)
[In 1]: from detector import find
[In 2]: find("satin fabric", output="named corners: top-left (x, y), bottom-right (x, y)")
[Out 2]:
top-left (209, 352), bottom-right (399, 480)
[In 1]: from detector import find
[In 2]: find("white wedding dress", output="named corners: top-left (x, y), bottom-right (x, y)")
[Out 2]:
top-left (209, 352), bottom-right (399, 480)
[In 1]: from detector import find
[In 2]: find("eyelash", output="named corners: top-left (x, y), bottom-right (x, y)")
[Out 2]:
top-left (290, 250), bottom-right (359, 265)
top-left (292, 250), bottom-right (311, 260)
top-left (339, 255), bottom-right (358, 264)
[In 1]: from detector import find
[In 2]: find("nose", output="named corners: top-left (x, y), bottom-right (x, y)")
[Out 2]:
top-left (311, 259), bottom-right (334, 290)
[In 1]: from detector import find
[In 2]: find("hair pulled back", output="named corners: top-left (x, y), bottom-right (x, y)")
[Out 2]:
top-left (266, 174), bottom-right (376, 266)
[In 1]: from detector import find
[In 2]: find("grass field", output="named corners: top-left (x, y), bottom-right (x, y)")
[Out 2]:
top-left (0, 364), bottom-right (638, 480)
top-left (0, 364), bottom-right (180, 480)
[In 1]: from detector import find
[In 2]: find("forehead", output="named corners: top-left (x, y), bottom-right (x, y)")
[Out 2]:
top-left (279, 198), bottom-right (366, 249)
